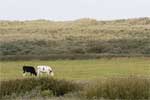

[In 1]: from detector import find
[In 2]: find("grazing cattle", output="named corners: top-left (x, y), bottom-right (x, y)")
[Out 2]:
top-left (37, 65), bottom-right (54, 77)
top-left (23, 66), bottom-right (37, 76)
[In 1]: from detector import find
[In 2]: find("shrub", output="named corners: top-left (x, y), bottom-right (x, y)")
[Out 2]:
top-left (41, 90), bottom-right (53, 97)
top-left (0, 77), bottom-right (81, 99)
top-left (1, 18), bottom-right (150, 60)
top-left (0, 77), bottom-right (150, 99)
top-left (84, 77), bottom-right (150, 99)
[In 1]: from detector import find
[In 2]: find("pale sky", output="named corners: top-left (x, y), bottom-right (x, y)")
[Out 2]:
top-left (0, 0), bottom-right (150, 21)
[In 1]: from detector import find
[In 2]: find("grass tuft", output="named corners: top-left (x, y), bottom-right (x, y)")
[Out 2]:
top-left (0, 77), bottom-right (81, 99)
top-left (84, 76), bottom-right (150, 99)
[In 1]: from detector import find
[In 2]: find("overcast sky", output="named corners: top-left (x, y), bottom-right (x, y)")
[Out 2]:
top-left (0, 0), bottom-right (150, 21)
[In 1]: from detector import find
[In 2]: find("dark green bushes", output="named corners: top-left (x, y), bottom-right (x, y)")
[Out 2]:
top-left (0, 18), bottom-right (150, 60)
top-left (0, 39), bottom-right (150, 60)
top-left (0, 77), bottom-right (81, 98)
top-left (1, 77), bottom-right (150, 99)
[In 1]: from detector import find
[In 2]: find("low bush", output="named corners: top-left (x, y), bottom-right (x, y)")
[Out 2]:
top-left (84, 77), bottom-right (150, 99)
top-left (1, 38), bottom-right (150, 61)
top-left (41, 90), bottom-right (53, 97)
top-left (0, 18), bottom-right (150, 60)
top-left (1, 77), bottom-right (150, 99)
top-left (0, 77), bottom-right (81, 99)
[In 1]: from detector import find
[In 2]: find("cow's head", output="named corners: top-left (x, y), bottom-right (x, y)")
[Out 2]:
top-left (34, 72), bottom-right (37, 76)
top-left (49, 70), bottom-right (54, 76)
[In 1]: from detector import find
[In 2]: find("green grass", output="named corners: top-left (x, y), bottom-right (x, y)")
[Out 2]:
top-left (0, 58), bottom-right (150, 99)
top-left (1, 76), bottom-right (150, 99)
top-left (0, 18), bottom-right (150, 58)
top-left (84, 77), bottom-right (150, 99)
top-left (0, 57), bottom-right (149, 81)
top-left (1, 18), bottom-right (150, 99)
top-left (0, 77), bottom-right (80, 98)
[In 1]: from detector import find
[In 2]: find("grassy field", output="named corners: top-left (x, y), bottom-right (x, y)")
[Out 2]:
top-left (0, 18), bottom-right (150, 99)
top-left (1, 18), bottom-right (150, 59)
top-left (0, 57), bottom-right (150, 81)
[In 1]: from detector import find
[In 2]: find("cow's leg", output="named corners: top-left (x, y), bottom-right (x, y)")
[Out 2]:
top-left (30, 72), bottom-right (32, 76)
top-left (46, 71), bottom-right (49, 77)
top-left (37, 70), bottom-right (40, 77)
top-left (33, 72), bottom-right (37, 76)
top-left (39, 72), bottom-right (42, 77)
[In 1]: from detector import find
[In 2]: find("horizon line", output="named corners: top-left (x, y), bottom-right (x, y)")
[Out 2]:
top-left (0, 17), bottom-right (149, 22)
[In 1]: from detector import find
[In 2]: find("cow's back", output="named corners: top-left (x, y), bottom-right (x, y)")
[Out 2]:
top-left (37, 65), bottom-right (51, 71)
top-left (23, 66), bottom-right (35, 72)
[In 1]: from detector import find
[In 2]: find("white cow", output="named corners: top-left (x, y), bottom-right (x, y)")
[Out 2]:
top-left (37, 65), bottom-right (54, 77)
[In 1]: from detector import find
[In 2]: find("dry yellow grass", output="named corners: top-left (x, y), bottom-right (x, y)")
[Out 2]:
top-left (0, 18), bottom-right (150, 58)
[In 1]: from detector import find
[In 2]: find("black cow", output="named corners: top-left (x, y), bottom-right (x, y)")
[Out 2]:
top-left (23, 66), bottom-right (37, 76)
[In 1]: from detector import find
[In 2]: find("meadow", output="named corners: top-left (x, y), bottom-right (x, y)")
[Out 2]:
top-left (0, 57), bottom-right (150, 81)
top-left (0, 18), bottom-right (150, 99)
top-left (0, 57), bottom-right (150, 99)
